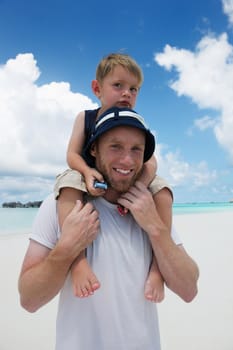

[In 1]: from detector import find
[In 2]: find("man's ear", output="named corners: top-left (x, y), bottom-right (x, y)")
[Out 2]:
top-left (91, 80), bottom-right (101, 98)
top-left (90, 143), bottom-right (97, 157)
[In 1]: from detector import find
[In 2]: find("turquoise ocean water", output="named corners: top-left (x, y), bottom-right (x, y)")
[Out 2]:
top-left (0, 207), bottom-right (38, 236)
top-left (173, 201), bottom-right (233, 214)
top-left (0, 202), bottom-right (233, 236)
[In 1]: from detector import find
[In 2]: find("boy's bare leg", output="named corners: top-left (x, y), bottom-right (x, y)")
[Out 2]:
top-left (58, 187), bottom-right (100, 297)
top-left (144, 254), bottom-right (165, 303)
top-left (71, 251), bottom-right (100, 297)
top-left (144, 187), bottom-right (173, 302)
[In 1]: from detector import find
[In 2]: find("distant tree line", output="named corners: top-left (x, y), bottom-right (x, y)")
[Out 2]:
top-left (2, 201), bottom-right (42, 208)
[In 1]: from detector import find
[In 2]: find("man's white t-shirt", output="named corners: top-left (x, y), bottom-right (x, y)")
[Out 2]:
top-left (31, 194), bottom-right (182, 350)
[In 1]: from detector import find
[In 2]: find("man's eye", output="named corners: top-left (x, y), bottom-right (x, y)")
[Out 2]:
top-left (132, 147), bottom-right (144, 153)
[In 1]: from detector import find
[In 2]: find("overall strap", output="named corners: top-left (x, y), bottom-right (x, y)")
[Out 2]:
top-left (84, 108), bottom-right (100, 142)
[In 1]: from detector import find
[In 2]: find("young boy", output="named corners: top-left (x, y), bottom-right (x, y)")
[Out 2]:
top-left (55, 53), bottom-right (173, 302)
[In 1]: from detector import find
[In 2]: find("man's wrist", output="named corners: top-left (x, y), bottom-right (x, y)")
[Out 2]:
top-left (50, 243), bottom-right (79, 270)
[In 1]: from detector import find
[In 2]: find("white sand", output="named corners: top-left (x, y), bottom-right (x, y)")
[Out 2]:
top-left (159, 211), bottom-right (233, 350)
top-left (0, 234), bottom-right (57, 350)
top-left (0, 211), bottom-right (233, 350)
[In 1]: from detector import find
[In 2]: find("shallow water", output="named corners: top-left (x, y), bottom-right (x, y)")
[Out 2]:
top-left (1, 202), bottom-right (233, 235)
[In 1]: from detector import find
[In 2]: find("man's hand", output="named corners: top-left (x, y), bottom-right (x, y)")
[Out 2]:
top-left (18, 199), bottom-right (100, 312)
top-left (118, 182), bottom-right (199, 303)
top-left (59, 200), bottom-right (100, 262)
top-left (117, 181), bottom-right (165, 235)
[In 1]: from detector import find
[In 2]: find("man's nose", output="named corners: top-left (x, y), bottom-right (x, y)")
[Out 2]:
top-left (120, 151), bottom-right (134, 164)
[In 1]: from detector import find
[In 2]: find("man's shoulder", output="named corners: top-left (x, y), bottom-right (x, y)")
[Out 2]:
top-left (39, 193), bottom-right (57, 214)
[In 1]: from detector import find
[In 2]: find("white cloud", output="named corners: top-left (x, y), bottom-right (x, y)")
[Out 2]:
top-left (0, 53), bottom-right (98, 177)
top-left (0, 175), bottom-right (53, 204)
top-left (155, 144), bottom-right (217, 189)
top-left (194, 115), bottom-right (216, 131)
top-left (222, 0), bottom-right (233, 25)
top-left (192, 161), bottom-right (217, 187)
top-left (0, 53), bottom-right (98, 203)
top-left (154, 33), bottom-right (233, 163)
top-left (187, 115), bottom-right (216, 136)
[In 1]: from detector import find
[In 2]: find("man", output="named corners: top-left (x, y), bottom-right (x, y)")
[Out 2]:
top-left (18, 107), bottom-right (199, 350)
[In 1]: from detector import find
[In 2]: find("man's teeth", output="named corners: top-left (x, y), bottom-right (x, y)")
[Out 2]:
top-left (116, 168), bottom-right (131, 174)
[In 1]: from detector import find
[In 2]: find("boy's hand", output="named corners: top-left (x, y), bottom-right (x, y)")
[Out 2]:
top-left (85, 168), bottom-right (106, 196)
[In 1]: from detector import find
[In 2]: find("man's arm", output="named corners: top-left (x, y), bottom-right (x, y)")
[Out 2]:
top-left (117, 181), bottom-right (199, 302)
top-left (18, 200), bottom-right (99, 312)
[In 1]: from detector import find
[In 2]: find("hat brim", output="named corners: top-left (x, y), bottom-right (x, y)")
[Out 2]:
top-left (84, 116), bottom-right (155, 165)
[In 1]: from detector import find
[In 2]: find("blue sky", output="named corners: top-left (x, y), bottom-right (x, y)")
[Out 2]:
top-left (1, 0), bottom-right (233, 204)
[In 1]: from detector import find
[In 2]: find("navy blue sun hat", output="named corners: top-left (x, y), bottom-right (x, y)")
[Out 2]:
top-left (83, 107), bottom-right (155, 165)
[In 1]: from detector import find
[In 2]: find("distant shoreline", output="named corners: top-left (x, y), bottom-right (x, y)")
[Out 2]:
top-left (2, 200), bottom-right (233, 208)
top-left (2, 201), bottom-right (42, 208)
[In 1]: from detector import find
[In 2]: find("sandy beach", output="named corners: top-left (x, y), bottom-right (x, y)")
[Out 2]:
top-left (160, 211), bottom-right (233, 350)
top-left (0, 234), bottom-right (57, 350)
top-left (1, 211), bottom-right (233, 350)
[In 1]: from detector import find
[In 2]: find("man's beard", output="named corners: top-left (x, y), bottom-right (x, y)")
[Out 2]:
top-left (104, 173), bottom-right (137, 193)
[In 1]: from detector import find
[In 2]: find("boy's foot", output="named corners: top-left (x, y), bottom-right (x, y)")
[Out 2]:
top-left (144, 268), bottom-right (165, 303)
top-left (72, 261), bottom-right (101, 298)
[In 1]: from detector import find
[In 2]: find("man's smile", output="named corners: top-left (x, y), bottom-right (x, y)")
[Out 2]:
top-left (114, 168), bottom-right (132, 175)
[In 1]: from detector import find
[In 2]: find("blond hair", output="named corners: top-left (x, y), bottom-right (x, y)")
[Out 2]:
top-left (96, 53), bottom-right (143, 86)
